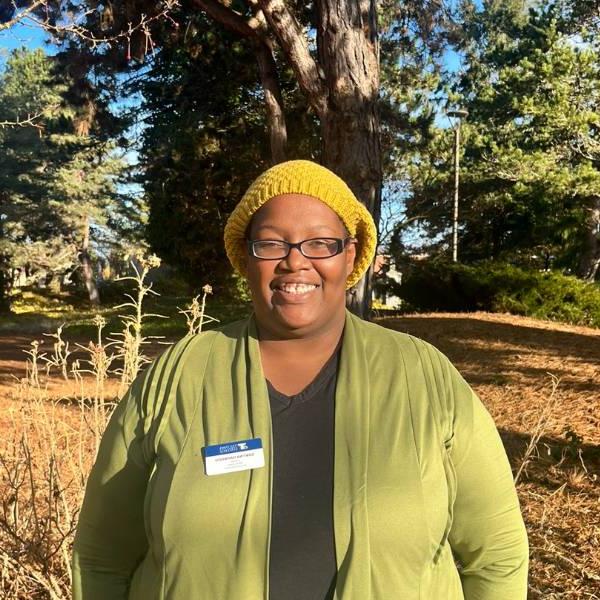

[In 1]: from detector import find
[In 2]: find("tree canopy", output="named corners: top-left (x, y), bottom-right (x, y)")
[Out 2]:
top-left (1, 0), bottom-right (599, 316)
top-left (0, 47), bottom-right (142, 308)
top-left (395, 1), bottom-right (600, 279)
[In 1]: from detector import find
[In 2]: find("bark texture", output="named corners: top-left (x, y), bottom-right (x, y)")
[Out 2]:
top-left (80, 215), bottom-right (100, 305)
top-left (255, 41), bottom-right (288, 164)
top-left (0, 193), bottom-right (11, 313)
top-left (317, 0), bottom-right (381, 317)
top-left (578, 197), bottom-right (600, 281)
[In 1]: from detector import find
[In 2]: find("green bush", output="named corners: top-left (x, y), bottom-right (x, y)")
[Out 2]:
top-left (398, 260), bottom-right (600, 328)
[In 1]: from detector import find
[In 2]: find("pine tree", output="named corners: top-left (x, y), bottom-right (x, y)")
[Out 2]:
top-left (115, 13), bottom-right (318, 294)
top-left (0, 48), bottom-right (138, 310)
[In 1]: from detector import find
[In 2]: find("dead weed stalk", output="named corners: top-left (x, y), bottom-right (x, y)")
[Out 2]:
top-left (178, 284), bottom-right (219, 335)
top-left (0, 255), bottom-right (215, 598)
top-left (514, 373), bottom-right (561, 485)
top-left (111, 253), bottom-right (165, 396)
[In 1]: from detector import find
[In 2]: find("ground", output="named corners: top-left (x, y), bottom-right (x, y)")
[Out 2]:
top-left (0, 311), bottom-right (599, 598)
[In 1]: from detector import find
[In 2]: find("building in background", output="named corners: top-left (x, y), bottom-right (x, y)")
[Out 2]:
top-left (372, 254), bottom-right (403, 309)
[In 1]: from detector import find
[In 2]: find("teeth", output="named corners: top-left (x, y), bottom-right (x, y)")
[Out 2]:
top-left (277, 283), bottom-right (318, 294)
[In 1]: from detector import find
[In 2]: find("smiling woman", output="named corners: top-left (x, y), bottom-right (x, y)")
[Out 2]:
top-left (72, 160), bottom-right (529, 600)
top-left (242, 194), bottom-right (357, 395)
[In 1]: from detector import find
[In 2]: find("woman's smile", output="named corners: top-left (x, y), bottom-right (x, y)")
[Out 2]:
top-left (271, 281), bottom-right (321, 302)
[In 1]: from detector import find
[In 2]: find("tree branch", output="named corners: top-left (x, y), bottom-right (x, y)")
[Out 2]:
top-left (193, 0), bottom-right (287, 162)
top-left (1, 0), bottom-right (180, 57)
top-left (0, 111), bottom-right (46, 130)
top-left (28, 2), bottom-right (179, 50)
top-left (256, 0), bottom-right (328, 117)
top-left (0, 0), bottom-right (47, 32)
top-left (193, 0), bottom-right (263, 38)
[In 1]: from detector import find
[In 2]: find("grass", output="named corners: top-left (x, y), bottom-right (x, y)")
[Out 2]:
top-left (1, 285), bottom-right (252, 338)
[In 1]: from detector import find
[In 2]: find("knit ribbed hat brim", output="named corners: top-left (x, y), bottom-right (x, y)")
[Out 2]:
top-left (224, 160), bottom-right (377, 289)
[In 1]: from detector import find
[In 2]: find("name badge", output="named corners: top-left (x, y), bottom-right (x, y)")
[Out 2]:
top-left (203, 438), bottom-right (265, 476)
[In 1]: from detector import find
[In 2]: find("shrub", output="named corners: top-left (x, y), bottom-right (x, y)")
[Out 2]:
top-left (398, 260), bottom-right (600, 328)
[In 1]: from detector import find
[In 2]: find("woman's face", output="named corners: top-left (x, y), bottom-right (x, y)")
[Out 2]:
top-left (243, 193), bottom-right (357, 340)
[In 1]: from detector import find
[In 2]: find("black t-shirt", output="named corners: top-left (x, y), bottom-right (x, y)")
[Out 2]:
top-left (267, 338), bottom-right (341, 600)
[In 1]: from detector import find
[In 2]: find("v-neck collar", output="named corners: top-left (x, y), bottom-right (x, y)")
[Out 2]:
top-left (246, 309), bottom-right (372, 599)
top-left (265, 334), bottom-right (342, 405)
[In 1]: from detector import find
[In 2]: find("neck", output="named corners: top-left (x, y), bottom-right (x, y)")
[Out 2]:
top-left (254, 310), bottom-right (346, 359)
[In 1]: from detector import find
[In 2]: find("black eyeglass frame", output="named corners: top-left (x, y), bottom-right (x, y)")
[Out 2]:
top-left (246, 237), bottom-right (356, 260)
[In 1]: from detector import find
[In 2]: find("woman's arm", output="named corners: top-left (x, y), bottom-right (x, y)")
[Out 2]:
top-left (444, 360), bottom-right (529, 599)
top-left (72, 369), bottom-right (154, 600)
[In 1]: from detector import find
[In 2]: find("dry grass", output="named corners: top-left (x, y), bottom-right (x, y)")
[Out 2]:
top-left (0, 304), bottom-right (598, 598)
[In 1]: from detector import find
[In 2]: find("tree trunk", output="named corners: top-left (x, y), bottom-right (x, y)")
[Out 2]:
top-left (47, 273), bottom-right (62, 294)
top-left (577, 197), bottom-right (600, 281)
top-left (255, 41), bottom-right (288, 164)
top-left (80, 215), bottom-right (100, 304)
top-left (317, 0), bottom-right (381, 318)
top-left (0, 193), bottom-right (11, 314)
top-left (193, 0), bottom-right (289, 164)
top-left (197, 0), bottom-right (383, 318)
top-left (0, 266), bottom-right (10, 314)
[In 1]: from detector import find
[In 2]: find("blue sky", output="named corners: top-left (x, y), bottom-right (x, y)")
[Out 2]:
top-left (0, 21), bottom-right (55, 68)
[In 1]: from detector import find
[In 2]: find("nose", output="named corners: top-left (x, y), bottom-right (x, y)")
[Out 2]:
top-left (279, 246), bottom-right (311, 271)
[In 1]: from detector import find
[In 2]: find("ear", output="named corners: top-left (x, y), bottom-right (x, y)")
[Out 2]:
top-left (345, 238), bottom-right (357, 277)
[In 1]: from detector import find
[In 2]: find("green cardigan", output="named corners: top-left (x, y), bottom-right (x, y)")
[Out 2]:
top-left (72, 310), bottom-right (528, 599)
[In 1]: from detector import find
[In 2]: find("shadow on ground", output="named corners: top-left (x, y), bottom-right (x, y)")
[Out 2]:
top-left (0, 334), bottom-right (173, 385)
top-left (499, 428), bottom-right (600, 480)
top-left (379, 315), bottom-right (600, 394)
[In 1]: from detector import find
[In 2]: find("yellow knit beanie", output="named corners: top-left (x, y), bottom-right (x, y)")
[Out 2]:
top-left (224, 160), bottom-right (377, 289)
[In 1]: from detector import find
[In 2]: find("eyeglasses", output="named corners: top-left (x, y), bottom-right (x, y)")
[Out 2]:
top-left (247, 237), bottom-right (355, 260)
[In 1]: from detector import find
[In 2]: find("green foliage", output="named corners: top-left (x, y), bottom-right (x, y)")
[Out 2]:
top-left (47, 0), bottom-right (457, 292)
top-left (399, 1), bottom-right (600, 278)
top-left (398, 260), bottom-right (600, 327)
top-left (378, 0), bottom-right (449, 168)
top-left (0, 48), bottom-right (141, 308)
top-left (124, 12), bottom-right (320, 296)
top-left (136, 23), bottom-right (266, 295)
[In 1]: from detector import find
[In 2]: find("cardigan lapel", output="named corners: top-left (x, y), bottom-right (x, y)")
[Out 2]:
top-left (332, 310), bottom-right (372, 599)
top-left (226, 314), bottom-right (273, 600)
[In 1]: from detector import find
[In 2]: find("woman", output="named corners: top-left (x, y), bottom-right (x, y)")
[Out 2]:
top-left (73, 160), bottom-right (529, 599)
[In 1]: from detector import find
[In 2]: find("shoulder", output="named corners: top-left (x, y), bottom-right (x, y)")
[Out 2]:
top-left (123, 318), bottom-right (251, 459)
top-left (132, 317), bottom-right (249, 404)
top-left (349, 312), bottom-right (449, 369)
top-left (159, 316), bottom-right (250, 366)
top-left (351, 314), bottom-right (473, 434)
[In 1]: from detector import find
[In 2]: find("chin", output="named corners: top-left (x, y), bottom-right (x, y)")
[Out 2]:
top-left (273, 307), bottom-right (320, 332)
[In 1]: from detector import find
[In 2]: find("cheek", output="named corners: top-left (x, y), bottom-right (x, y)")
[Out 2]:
top-left (319, 258), bottom-right (350, 288)
top-left (246, 263), bottom-right (275, 295)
